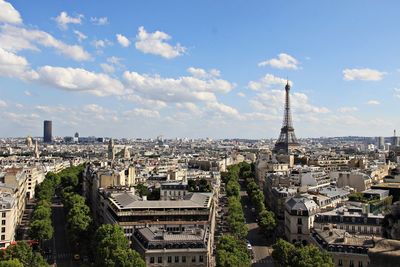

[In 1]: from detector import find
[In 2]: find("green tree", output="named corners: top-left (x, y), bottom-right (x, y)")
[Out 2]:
top-left (67, 205), bottom-right (92, 241)
top-left (258, 209), bottom-right (277, 236)
top-left (226, 180), bottom-right (240, 198)
top-left (272, 239), bottom-right (296, 267)
top-left (0, 242), bottom-right (48, 267)
top-left (216, 235), bottom-right (251, 267)
top-left (31, 206), bottom-right (51, 221)
top-left (93, 224), bottom-right (145, 267)
top-left (0, 259), bottom-right (23, 267)
top-left (29, 219), bottom-right (53, 241)
top-left (134, 183), bottom-right (149, 197)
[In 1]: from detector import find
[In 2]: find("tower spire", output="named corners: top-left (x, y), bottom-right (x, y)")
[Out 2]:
top-left (273, 80), bottom-right (300, 154)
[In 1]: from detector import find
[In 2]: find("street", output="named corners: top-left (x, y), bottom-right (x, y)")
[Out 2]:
top-left (239, 179), bottom-right (275, 267)
top-left (48, 198), bottom-right (73, 267)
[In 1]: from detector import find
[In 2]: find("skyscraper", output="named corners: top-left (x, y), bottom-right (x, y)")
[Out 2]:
top-left (43, 120), bottom-right (52, 143)
top-left (273, 81), bottom-right (300, 154)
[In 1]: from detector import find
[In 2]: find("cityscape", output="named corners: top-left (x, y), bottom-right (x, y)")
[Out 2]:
top-left (1, 1), bottom-right (400, 267)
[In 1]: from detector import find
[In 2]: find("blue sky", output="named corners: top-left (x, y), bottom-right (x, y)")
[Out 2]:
top-left (0, 0), bottom-right (399, 138)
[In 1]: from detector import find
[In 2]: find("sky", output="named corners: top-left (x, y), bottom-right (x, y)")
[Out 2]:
top-left (0, 0), bottom-right (400, 139)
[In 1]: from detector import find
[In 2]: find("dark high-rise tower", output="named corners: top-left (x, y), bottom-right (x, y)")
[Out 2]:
top-left (273, 81), bottom-right (299, 153)
top-left (43, 120), bottom-right (52, 143)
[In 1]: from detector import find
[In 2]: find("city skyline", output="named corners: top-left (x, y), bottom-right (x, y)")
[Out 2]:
top-left (1, 0), bottom-right (400, 138)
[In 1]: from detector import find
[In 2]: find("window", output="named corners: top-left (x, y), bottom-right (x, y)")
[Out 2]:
top-left (192, 256), bottom-right (196, 262)
top-left (350, 260), bottom-right (354, 267)
top-left (297, 226), bottom-right (302, 234)
top-left (150, 257), bottom-right (154, 263)
top-left (168, 256), bottom-right (172, 263)
top-left (1, 235), bottom-right (4, 240)
top-left (358, 261), bottom-right (363, 267)
top-left (1, 228), bottom-right (4, 233)
top-left (157, 257), bottom-right (162, 263)
top-left (182, 256), bottom-right (186, 263)
top-left (1, 213), bottom-right (5, 218)
top-left (1, 220), bottom-right (5, 225)
top-left (199, 255), bottom-right (204, 262)
top-left (297, 218), bottom-right (302, 225)
top-left (338, 259), bottom-right (343, 266)
top-left (175, 256), bottom-right (179, 263)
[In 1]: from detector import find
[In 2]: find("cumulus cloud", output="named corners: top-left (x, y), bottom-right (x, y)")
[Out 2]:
top-left (237, 92), bottom-right (246, 98)
top-left (100, 63), bottom-right (115, 73)
top-left (135, 26), bottom-right (186, 59)
top-left (393, 88), bottom-right (400, 99)
top-left (0, 47), bottom-right (37, 79)
top-left (124, 108), bottom-right (160, 118)
top-left (91, 39), bottom-right (112, 49)
top-left (248, 74), bottom-right (290, 91)
top-left (250, 89), bottom-right (329, 116)
top-left (258, 53), bottom-right (299, 69)
top-left (123, 70), bottom-right (234, 103)
top-left (0, 0), bottom-right (22, 24)
top-left (0, 99), bottom-right (7, 108)
top-left (116, 34), bottom-right (130, 47)
top-left (338, 107), bottom-right (358, 113)
top-left (90, 17), bottom-right (109, 25)
top-left (206, 102), bottom-right (241, 119)
top-left (366, 100), bottom-right (380, 105)
top-left (0, 25), bottom-right (91, 61)
top-left (343, 68), bottom-right (386, 81)
top-left (187, 67), bottom-right (220, 79)
top-left (123, 94), bottom-right (167, 109)
top-left (36, 66), bottom-right (125, 96)
top-left (54, 11), bottom-right (83, 30)
top-left (74, 30), bottom-right (87, 42)
top-left (176, 102), bottom-right (201, 115)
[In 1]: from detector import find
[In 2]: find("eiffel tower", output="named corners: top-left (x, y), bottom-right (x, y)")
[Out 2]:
top-left (273, 80), bottom-right (300, 154)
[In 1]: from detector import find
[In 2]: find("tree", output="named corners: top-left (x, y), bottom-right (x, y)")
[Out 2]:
top-left (272, 239), bottom-right (333, 267)
top-left (272, 239), bottom-right (296, 267)
top-left (258, 209), bottom-right (276, 236)
top-left (32, 206), bottom-right (51, 221)
top-left (0, 260), bottom-right (23, 267)
top-left (216, 235), bottom-right (251, 267)
top-left (226, 180), bottom-right (240, 198)
top-left (29, 219), bottom-right (53, 241)
top-left (0, 242), bottom-right (48, 267)
top-left (67, 205), bottom-right (92, 241)
top-left (134, 183), bottom-right (149, 197)
top-left (93, 224), bottom-right (145, 267)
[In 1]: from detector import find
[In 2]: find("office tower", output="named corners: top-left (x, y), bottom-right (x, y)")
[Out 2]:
top-left (43, 120), bottom-right (52, 143)
top-left (377, 136), bottom-right (385, 149)
top-left (274, 80), bottom-right (300, 154)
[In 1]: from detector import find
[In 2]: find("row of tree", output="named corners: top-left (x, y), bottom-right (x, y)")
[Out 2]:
top-left (0, 242), bottom-right (48, 267)
top-left (217, 164), bottom-right (251, 267)
top-left (245, 178), bottom-right (276, 237)
top-left (272, 239), bottom-right (333, 267)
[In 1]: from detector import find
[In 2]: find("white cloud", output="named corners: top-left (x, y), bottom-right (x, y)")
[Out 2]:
top-left (74, 30), bottom-right (87, 42)
top-left (100, 63), bottom-right (115, 74)
top-left (107, 56), bottom-right (123, 66)
top-left (54, 11), bottom-right (83, 30)
top-left (36, 66), bottom-right (125, 96)
top-left (0, 0), bottom-right (22, 24)
top-left (0, 25), bottom-right (91, 61)
top-left (343, 68), bottom-right (386, 81)
top-left (206, 102), bottom-right (241, 119)
top-left (135, 26), bottom-right (186, 59)
top-left (91, 39), bottom-right (112, 49)
top-left (123, 94), bottom-right (167, 109)
top-left (250, 89), bottom-right (329, 116)
top-left (116, 34), bottom-right (130, 47)
top-left (366, 100), bottom-right (380, 105)
top-left (338, 106), bottom-right (358, 113)
top-left (393, 88), bottom-right (400, 99)
top-left (24, 90), bottom-right (32, 96)
top-left (0, 47), bottom-right (37, 79)
top-left (248, 74), bottom-right (290, 91)
top-left (123, 70), bottom-right (234, 103)
top-left (83, 104), bottom-right (105, 113)
top-left (187, 67), bottom-right (220, 79)
top-left (35, 105), bottom-right (67, 113)
top-left (176, 102), bottom-right (201, 115)
top-left (0, 99), bottom-right (7, 108)
top-left (237, 92), bottom-right (246, 98)
top-left (90, 17), bottom-right (109, 25)
top-left (258, 53), bottom-right (299, 69)
top-left (124, 108), bottom-right (160, 118)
